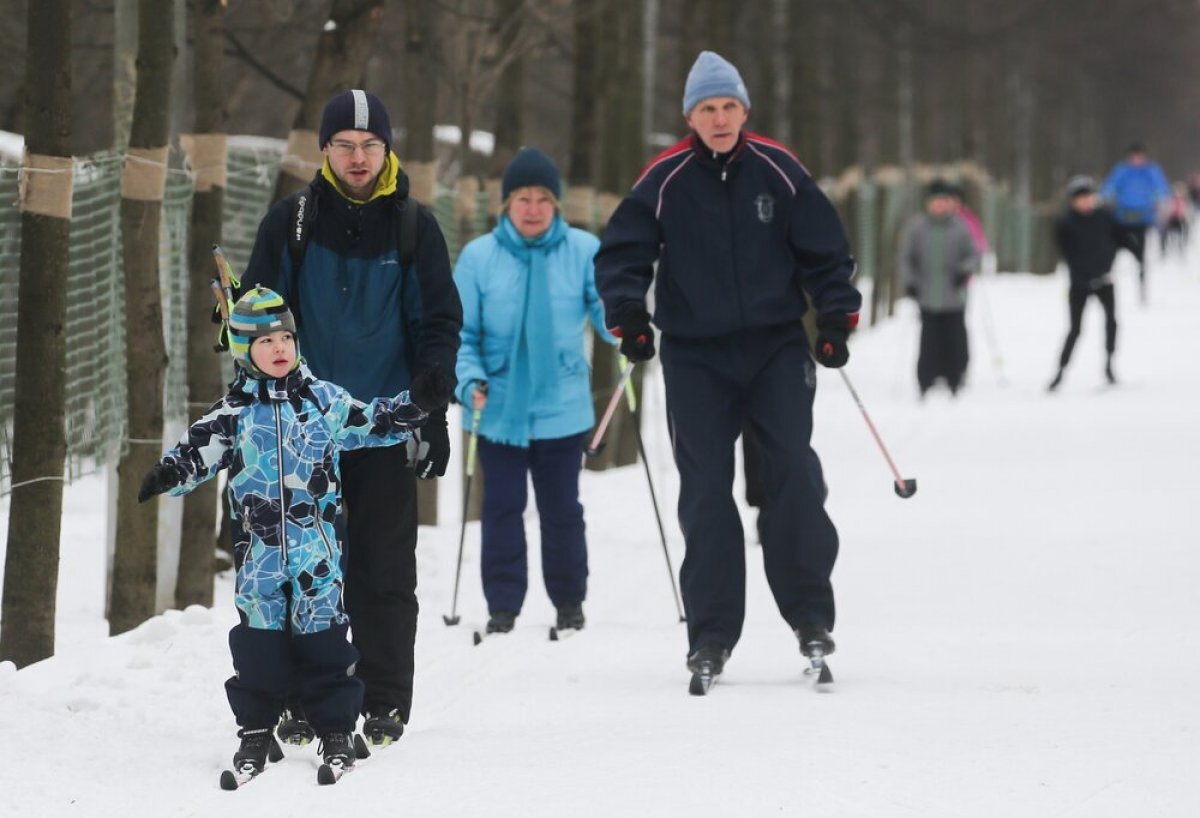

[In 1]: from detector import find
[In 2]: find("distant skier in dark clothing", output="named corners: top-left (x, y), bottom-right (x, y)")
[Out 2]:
top-left (595, 51), bottom-right (861, 693)
top-left (1048, 176), bottom-right (1138, 391)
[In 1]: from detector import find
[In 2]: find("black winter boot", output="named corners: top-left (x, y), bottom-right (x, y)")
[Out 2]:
top-left (363, 708), bottom-right (405, 746)
top-left (318, 732), bottom-right (357, 770)
top-left (795, 624), bottom-right (836, 658)
top-left (555, 603), bottom-right (585, 631)
top-left (486, 610), bottom-right (517, 634)
top-left (686, 644), bottom-right (730, 676)
top-left (276, 708), bottom-right (315, 746)
top-left (232, 727), bottom-right (275, 776)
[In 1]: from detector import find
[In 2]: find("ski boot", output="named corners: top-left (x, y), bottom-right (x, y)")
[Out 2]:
top-left (362, 708), bottom-right (405, 747)
top-left (276, 708), bottom-right (315, 746)
top-left (686, 644), bottom-right (730, 696)
top-left (796, 624), bottom-right (835, 685)
top-left (1047, 368), bottom-right (1064, 392)
top-left (486, 610), bottom-right (517, 634)
top-left (233, 727), bottom-right (276, 771)
top-left (1104, 358), bottom-right (1117, 385)
top-left (555, 603), bottom-right (585, 631)
top-left (316, 732), bottom-right (357, 785)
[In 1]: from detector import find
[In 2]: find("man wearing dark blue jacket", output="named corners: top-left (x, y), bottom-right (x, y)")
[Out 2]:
top-left (595, 52), bottom-right (862, 691)
top-left (242, 90), bottom-right (462, 743)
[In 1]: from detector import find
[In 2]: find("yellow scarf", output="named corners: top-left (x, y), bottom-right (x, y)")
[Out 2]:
top-left (321, 151), bottom-right (401, 203)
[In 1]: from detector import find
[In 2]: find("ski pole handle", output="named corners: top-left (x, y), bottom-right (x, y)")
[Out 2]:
top-left (586, 360), bottom-right (636, 457)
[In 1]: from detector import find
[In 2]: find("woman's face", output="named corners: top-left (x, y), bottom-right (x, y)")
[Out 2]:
top-left (507, 186), bottom-right (556, 238)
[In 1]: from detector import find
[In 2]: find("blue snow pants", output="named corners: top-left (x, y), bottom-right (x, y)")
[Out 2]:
top-left (660, 322), bottom-right (839, 656)
top-left (477, 433), bottom-right (589, 614)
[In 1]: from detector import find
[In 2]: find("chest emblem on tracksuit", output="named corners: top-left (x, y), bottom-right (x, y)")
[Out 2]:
top-left (754, 194), bottom-right (775, 224)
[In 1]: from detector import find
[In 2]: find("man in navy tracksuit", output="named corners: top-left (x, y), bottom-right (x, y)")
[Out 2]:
top-left (595, 52), bottom-right (862, 689)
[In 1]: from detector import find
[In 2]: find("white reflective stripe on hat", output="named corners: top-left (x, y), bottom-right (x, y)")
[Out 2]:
top-left (352, 89), bottom-right (369, 130)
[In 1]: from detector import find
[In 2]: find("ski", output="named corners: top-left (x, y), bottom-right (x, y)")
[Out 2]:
top-left (548, 625), bottom-right (581, 641)
top-left (804, 654), bottom-right (834, 686)
top-left (219, 766), bottom-right (262, 790)
top-left (688, 666), bottom-right (717, 695)
top-left (317, 760), bottom-right (353, 785)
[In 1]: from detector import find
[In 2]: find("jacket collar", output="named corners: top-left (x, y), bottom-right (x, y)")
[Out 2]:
top-left (689, 131), bottom-right (747, 169)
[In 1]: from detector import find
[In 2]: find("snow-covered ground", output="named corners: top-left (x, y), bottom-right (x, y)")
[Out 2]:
top-left (2, 243), bottom-right (1198, 817)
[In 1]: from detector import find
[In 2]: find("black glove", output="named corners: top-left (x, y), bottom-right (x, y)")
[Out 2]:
top-left (138, 462), bottom-right (182, 503)
top-left (612, 305), bottom-right (655, 362)
top-left (409, 363), bottom-right (456, 412)
top-left (954, 271), bottom-right (972, 287)
top-left (814, 315), bottom-right (853, 369)
top-left (407, 408), bottom-right (450, 479)
top-left (905, 284), bottom-right (919, 299)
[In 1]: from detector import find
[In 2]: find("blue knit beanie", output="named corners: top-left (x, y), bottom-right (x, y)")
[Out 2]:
top-left (501, 147), bottom-right (562, 201)
top-left (682, 51), bottom-right (751, 115)
top-left (318, 89), bottom-right (393, 153)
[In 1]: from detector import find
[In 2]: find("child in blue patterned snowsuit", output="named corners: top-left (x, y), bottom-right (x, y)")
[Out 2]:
top-left (138, 287), bottom-right (425, 774)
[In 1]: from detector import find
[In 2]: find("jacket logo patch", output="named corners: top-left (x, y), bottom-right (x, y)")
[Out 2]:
top-left (754, 194), bottom-right (775, 224)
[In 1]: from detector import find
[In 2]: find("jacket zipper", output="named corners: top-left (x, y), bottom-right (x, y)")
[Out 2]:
top-left (720, 156), bottom-right (744, 327)
top-left (273, 402), bottom-right (288, 565)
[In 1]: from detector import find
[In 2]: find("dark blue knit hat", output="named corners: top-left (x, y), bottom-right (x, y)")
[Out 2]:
top-left (501, 147), bottom-right (562, 201)
top-left (318, 89), bottom-right (393, 152)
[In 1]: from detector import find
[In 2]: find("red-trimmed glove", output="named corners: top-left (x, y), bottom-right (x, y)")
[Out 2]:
top-left (611, 305), bottom-right (656, 363)
top-left (814, 314), bottom-right (857, 369)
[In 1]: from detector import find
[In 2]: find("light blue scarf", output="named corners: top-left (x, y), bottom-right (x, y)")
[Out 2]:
top-left (489, 213), bottom-right (569, 446)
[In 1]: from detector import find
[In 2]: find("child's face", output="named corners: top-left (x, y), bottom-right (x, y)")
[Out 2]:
top-left (1071, 192), bottom-right (1097, 214)
top-left (249, 330), bottom-right (297, 378)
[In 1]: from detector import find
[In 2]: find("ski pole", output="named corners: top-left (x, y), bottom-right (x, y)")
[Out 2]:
top-left (621, 362), bottom-right (686, 622)
top-left (584, 360), bottom-right (636, 457)
top-left (974, 252), bottom-right (1008, 387)
top-left (443, 403), bottom-right (483, 626)
top-left (837, 369), bottom-right (917, 499)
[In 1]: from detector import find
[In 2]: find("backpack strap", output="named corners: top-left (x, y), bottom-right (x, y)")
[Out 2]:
top-left (397, 195), bottom-right (420, 270)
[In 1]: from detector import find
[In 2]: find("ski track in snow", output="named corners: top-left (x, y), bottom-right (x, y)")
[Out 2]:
top-left (2, 246), bottom-right (1199, 817)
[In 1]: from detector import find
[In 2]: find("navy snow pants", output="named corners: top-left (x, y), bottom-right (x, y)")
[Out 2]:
top-left (477, 433), bottom-right (589, 614)
top-left (660, 323), bottom-right (839, 656)
top-left (225, 621), bottom-right (363, 734)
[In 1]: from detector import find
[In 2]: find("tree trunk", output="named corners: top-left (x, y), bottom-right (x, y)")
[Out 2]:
top-left (273, 0), bottom-right (386, 200)
top-left (401, 0), bottom-right (437, 202)
top-left (113, 0), bottom-right (137, 149)
top-left (489, 0), bottom-right (524, 177)
top-left (109, 0), bottom-right (175, 636)
top-left (176, 0), bottom-right (227, 610)
top-left (0, 0), bottom-right (72, 668)
top-left (567, 0), bottom-right (599, 189)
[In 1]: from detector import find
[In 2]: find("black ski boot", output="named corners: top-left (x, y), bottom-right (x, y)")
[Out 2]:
top-left (796, 624), bottom-right (835, 685)
top-left (231, 727), bottom-right (274, 776)
top-left (555, 603), bottom-right (585, 631)
top-left (362, 708), bottom-right (405, 746)
top-left (316, 732), bottom-right (356, 785)
top-left (486, 610), bottom-right (517, 634)
top-left (686, 644), bottom-right (730, 696)
top-left (1104, 358), bottom-right (1117, 385)
top-left (276, 708), bottom-right (315, 746)
top-left (1047, 369), bottom-right (1064, 392)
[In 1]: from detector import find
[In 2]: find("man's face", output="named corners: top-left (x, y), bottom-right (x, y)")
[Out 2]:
top-left (685, 97), bottom-right (748, 154)
top-left (1071, 192), bottom-right (1097, 213)
top-left (1128, 150), bottom-right (1147, 167)
top-left (324, 129), bottom-right (388, 199)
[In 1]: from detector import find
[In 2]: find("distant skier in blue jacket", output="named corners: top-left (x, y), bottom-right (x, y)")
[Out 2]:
top-left (454, 148), bottom-right (616, 637)
top-left (595, 51), bottom-right (862, 691)
top-left (1100, 142), bottom-right (1170, 301)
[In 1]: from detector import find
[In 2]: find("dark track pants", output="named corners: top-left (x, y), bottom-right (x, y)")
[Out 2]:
top-left (226, 622), bottom-right (363, 734)
top-left (917, 309), bottom-right (969, 392)
top-left (340, 446), bottom-right (419, 722)
top-left (477, 433), bottom-right (588, 614)
top-left (1058, 284), bottom-right (1116, 368)
top-left (660, 323), bottom-right (839, 656)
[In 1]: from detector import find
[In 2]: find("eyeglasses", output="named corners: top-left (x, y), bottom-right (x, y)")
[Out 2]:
top-left (328, 139), bottom-right (387, 157)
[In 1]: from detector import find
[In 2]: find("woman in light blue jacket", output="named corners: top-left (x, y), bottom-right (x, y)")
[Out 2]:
top-left (454, 147), bottom-right (615, 636)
